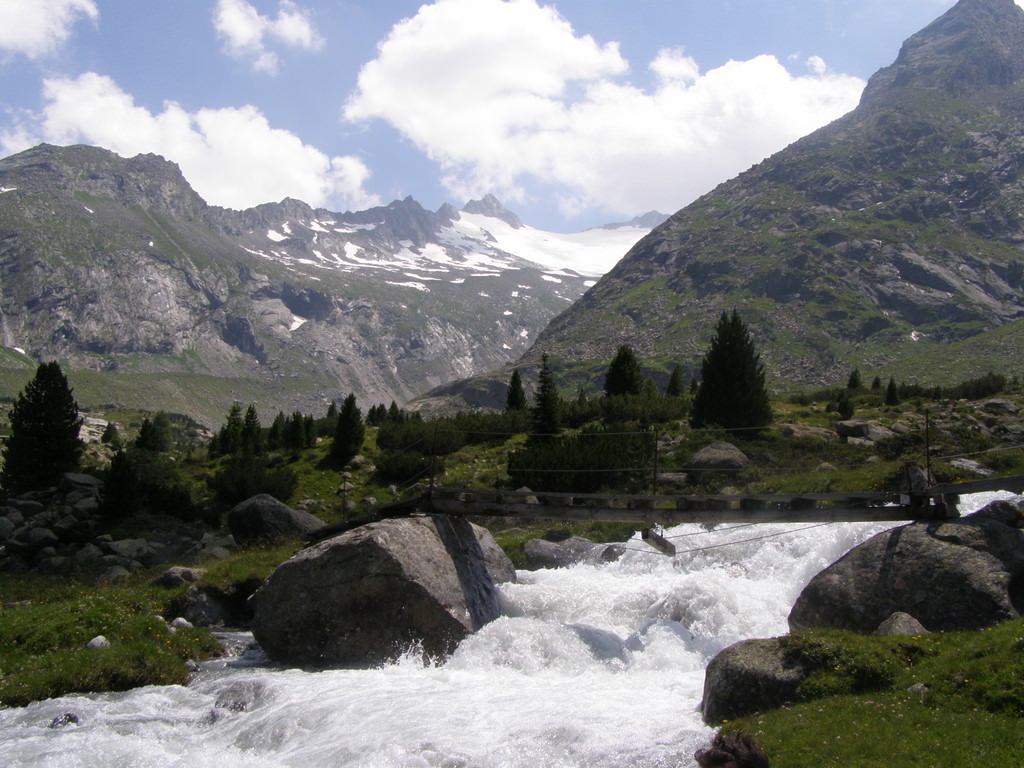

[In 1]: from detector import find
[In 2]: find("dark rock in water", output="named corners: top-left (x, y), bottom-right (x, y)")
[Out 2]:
top-left (701, 637), bottom-right (803, 724)
top-left (227, 494), bottom-right (324, 545)
top-left (524, 535), bottom-right (602, 569)
top-left (789, 500), bottom-right (1024, 632)
top-left (48, 712), bottom-right (80, 729)
top-left (250, 515), bottom-right (515, 667)
top-left (874, 611), bottom-right (929, 636)
top-left (568, 624), bottom-right (629, 663)
top-left (214, 680), bottom-right (267, 712)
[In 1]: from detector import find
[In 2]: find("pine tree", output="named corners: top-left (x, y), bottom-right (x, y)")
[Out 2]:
top-left (2, 361), bottom-right (83, 494)
top-left (214, 403), bottom-right (244, 456)
top-left (506, 369), bottom-right (527, 411)
top-left (267, 411), bottom-right (286, 449)
top-left (847, 368), bottom-right (862, 390)
top-left (332, 393), bottom-right (365, 465)
top-left (532, 353), bottom-right (561, 437)
top-left (690, 310), bottom-right (772, 432)
top-left (665, 364), bottom-right (684, 397)
top-left (603, 345), bottom-right (643, 397)
top-left (135, 412), bottom-right (172, 453)
top-left (242, 404), bottom-right (265, 456)
top-left (885, 376), bottom-right (900, 406)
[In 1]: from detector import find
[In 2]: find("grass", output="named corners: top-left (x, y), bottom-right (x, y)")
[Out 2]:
top-left (725, 620), bottom-right (1024, 766)
top-left (0, 574), bottom-right (222, 706)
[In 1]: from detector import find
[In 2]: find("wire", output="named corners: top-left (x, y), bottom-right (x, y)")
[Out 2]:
top-left (618, 522), bottom-right (833, 557)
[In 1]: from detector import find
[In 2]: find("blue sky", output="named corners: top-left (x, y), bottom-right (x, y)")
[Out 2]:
top-left (0, 0), bottom-right (981, 231)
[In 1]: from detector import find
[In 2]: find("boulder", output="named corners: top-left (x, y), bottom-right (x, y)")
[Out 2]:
top-left (874, 612), bottom-right (929, 636)
top-left (524, 535), bottom-right (610, 569)
top-left (250, 515), bottom-right (516, 667)
top-left (168, 579), bottom-right (262, 627)
top-left (789, 500), bottom-right (1024, 632)
top-left (689, 441), bottom-right (749, 473)
top-left (701, 637), bottom-right (804, 724)
top-left (152, 566), bottom-right (207, 588)
top-left (227, 494), bottom-right (324, 545)
top-left (982, 398), bottom-right (1020, 416)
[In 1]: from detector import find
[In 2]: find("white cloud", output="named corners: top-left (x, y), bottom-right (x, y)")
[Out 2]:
top-left (6, 72), bottom-right (378, 211)
top-left (214, 0), bottom-right (324, 74)
top-left (0, 0), bottom-right (97, 59)
top-left (345, 0), bottom-right (865, 219)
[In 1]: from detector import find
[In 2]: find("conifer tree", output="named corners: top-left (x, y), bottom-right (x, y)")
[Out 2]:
top-left (885, 376), bottom-right (900, 406)
top-left (603, 345), bottom-right (643, 397)
top-left (242, 404), bottom-right (265, 455)
top-left (665, 365), bottom-right (684, 397)
top-left (268, 411), bottom-right (286, 449)
top-left (332, 393), bottom-right (365, 465)
top-left (135, 412), bottom-right (172, 453)
top-left (847, 368), bottom-right (862, 390)
top-left (2, 361), bottom-right (83, 493)
top-left (506, 369), bottom-right (527, 411)
top-left (214, 403), bottom-right (244, 456)
top-left (690, 310), bottom-right (772, 432)
top-left (532, 353), bottom-right (561, 437)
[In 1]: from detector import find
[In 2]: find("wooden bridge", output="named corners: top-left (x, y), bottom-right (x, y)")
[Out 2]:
top-left (348, 474), bottom-right (1024, 528)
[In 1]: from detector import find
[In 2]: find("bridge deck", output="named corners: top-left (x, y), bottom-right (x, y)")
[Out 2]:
top-left (423, 487), bottom-right (953, 524)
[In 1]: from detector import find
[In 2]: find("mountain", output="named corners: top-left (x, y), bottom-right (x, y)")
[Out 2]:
top-left (520, 0), bottom-right (1024, 389)
top-left (0, 144), bottom-right (655, 424)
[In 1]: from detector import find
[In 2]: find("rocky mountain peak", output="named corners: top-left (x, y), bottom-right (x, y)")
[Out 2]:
top-left (462, 194), bottom-right (523, 229)
top-left (861, 0), bottom-right (1024, 103)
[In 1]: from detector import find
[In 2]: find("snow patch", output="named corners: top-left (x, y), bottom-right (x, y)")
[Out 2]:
top-left (267, 229), bottom-right (287, 242)
top-left (83, 205), bottom-right (94, 214)
top-left (911, 330), bottom-right (923, 342)
top-left (0, 186), bottom-right (16, 194)
top-left (290, 317), bottom-right (307, 332)
top-left (542, 274), bottom-right (563, 284)
top-left (282, 222), bottom-right (293, 235)
top-left (387, 281), bottom-right (430, 292)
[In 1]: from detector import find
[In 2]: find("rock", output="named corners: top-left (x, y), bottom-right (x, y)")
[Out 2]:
top-left (789, 501), bottom-right (1024, 632)
top-left (949, 458), bottom-right (993, 476)
top-left (48, 713), bottom-right (80, 729)
top-left (152, 566), bottom-right (208, 588)
top-left (170, 617), bottom-right (194, 631)
top-left (96, 566), bottom-right (130, 583)
top-left (86, 635), bottom-right (110, 649)
top-left (874, 611), bottom-right (929, 636)
top-left (214, 680), bottom-right (267, 712)
top-left (60, 473), bottom-right (104, 493)
top-left (689, 441), bottom-right (749, 473)
top-left (524, 535), bottom-right (602, 569)
top-left (778, 423), bottom-right (833, 441)
top-left (0, 516), bottom-right (14, 542)
top-left (701, 637), bottom-right (804, 724)
top-left (227, 494), bottom-right (324, 545)
top-left (250, 515), bottom-right (516, 667)
top-left (168, 581), bottom-right (261, 627)
top-left (982, 398), bottom-right (1020, 415)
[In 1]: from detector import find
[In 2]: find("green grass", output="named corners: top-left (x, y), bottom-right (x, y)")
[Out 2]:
top-left (726, 620), bottom-right (1024, 766)
top-left (0, 575), bottom-right (222, 706)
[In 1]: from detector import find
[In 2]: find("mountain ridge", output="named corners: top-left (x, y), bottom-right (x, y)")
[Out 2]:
top-left (0, 143), bottom-right (657, 424)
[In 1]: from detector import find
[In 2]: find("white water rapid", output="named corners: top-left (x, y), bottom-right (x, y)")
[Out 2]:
top-left (1, 492), bottom-right (1016, 768)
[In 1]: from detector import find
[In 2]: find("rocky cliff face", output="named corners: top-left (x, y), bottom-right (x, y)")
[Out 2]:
top-left (528, 0), bottom-right (1024, 387)
top-left (0, 144), bottom-right (649, 423)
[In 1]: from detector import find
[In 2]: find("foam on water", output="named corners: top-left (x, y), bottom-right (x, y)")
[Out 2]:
top-left (0, 492), bottom-right (1016, 767)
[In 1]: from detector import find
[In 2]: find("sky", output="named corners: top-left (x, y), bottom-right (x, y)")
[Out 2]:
top-left (0, 0), bottom-right (993, 232)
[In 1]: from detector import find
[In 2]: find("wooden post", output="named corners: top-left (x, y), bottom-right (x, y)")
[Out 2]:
top-left (641, 527), bottom-right (676, 556)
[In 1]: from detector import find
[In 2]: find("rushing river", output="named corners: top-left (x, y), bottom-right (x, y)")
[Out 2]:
top-left (1, 492), bottom-right (1015, 768)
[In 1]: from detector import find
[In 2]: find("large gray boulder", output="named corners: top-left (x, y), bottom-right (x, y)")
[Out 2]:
top-left (701, 637), bottom-right (804, 724)
top-left (250, 515), bottom-right (516, 667)
top-left (789, 500), bottom-right (1024, 633)
top-left (689, 441), bottom-right (749, 473)
top-left (227, 494), bottom-right (324, 545)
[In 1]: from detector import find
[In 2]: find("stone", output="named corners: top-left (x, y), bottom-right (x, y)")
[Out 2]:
top-left (689, 441), bottom-right (749, 473)
top-left (982, 398), bottom-right (1020, 416)
top-left (789, 501), bottom-right (1024, 632)
top-left (167, 579), bottom-right (262, 627)
top-left (0, 516), bottom-right (14, 542)
top-left (250, 515), bottom-right (516, 667)
top-left (701, 637), bottom-right (804, 724)
top-left (214, 680), bottom-right (267, 712)
top-left (48, 713), bottom-right (80, 729)
top-left (227, 494), bottom-right (324, 545)
top-left (524, 535), bottom-right (603, 569)
top-left (86, 635), bottom-right (110, 649)
top-left (97, 566), bottom-right (130, 583)
top-left (874, 611), bottom-right (929, 636)
top-left (152, 566), bottom-right (207, 588)
top-left (170, 617), bottom-right (194, 630)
